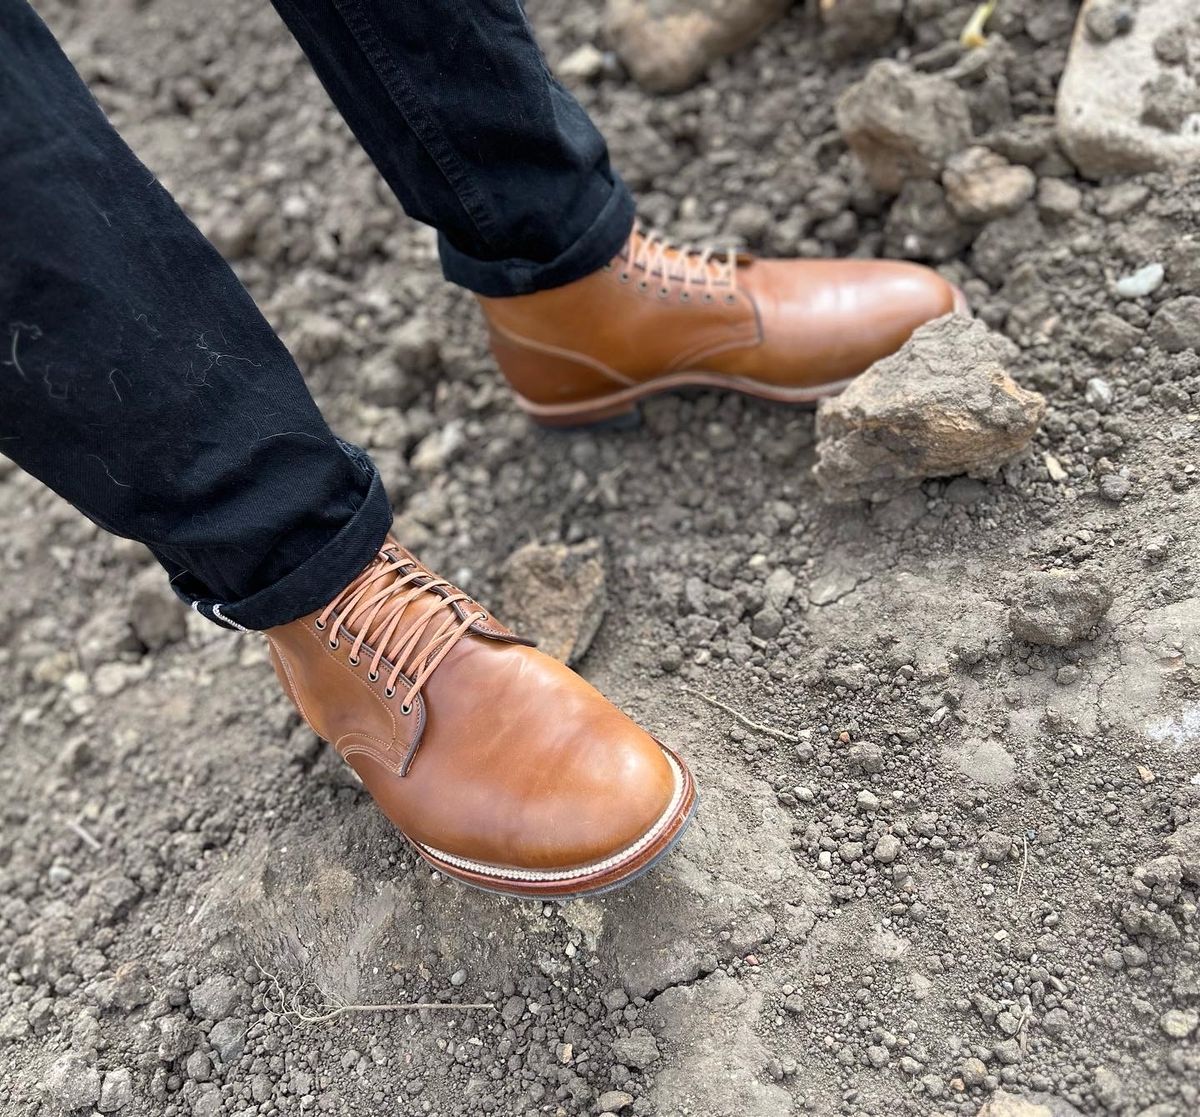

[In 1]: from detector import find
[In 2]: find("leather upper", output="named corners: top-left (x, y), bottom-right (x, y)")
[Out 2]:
top-left (265, 547), bottom-right (682, 874)
top-left (716, 257), bottom-right (959, 387)
top-left (478, 238), bottom-right (959, 406)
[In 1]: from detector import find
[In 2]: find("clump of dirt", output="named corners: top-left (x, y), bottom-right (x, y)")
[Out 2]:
top-left (1, 1), bottom-right (1198, 1116)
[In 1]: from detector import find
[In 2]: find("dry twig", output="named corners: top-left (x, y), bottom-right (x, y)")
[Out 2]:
top-left (1015, 835), bottom-right (1030, 900)
top-left (256, 961), bottom-right (494, 1025)
top-left (66, 820), bottom-right (102, 851)
top-left (682, 686), bottom-right (797, 743)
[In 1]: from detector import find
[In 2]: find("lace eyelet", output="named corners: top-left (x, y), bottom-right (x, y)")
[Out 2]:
top-left (314, 619), bottom-right (326, 631)
top-left (703, 293), bottom-right (714, 303)
top-left (328, 639), bottom-right (339, 650)
top-left (679, 291), bottom-right (691, 303)
top-left (725, 293), bottom-right (736, 305)
top-left (348, 655), bottom-right (360, 666)
top-left (618, 272), bottom-right (630, 284)
top-left (636, 279), bottom-right (648, 292)
top-left (368, 670), bottom-right (379, 682)
top-left (385, 686), bottom-right (396, 699)
top-left (602, 262), bottom-right (613, 271)
top-left (658, 287), bottom-right (670, 299)
top-left (400, 703), bottom-right (413, 716)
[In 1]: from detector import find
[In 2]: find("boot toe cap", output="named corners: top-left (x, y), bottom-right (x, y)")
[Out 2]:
top-left (745, 258), bottom-right (963, 385)
top-left (495, 725), bottom-right (688, 874)
top-left (410, 731), bottom-right (692, 889)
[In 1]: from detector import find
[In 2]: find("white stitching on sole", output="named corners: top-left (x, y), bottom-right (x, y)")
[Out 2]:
top-left (415, 752), bottom-right (686, 883)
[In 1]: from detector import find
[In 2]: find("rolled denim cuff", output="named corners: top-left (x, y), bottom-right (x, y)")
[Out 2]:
top-left (183, 441), bottom-right (393, 632)
top-left (438, 175), bottom-right (636, 297)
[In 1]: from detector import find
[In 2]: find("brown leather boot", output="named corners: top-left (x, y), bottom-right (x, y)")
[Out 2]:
top-left (478, 224), bottom-right (967, 426)
top-left (265, 541), bottom-right (696, 898)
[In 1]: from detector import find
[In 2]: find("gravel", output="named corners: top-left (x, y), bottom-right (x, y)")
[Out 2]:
top-left (2, 1), bottom-right (1199, 1116)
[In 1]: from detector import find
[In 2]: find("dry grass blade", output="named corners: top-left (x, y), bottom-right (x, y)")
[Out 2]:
top-left (255, 961), bottom-right (495, 1025)
top-left (961, 0), bottom-right (999, 48)
top-left (683, 686), bottom-right (797, 743)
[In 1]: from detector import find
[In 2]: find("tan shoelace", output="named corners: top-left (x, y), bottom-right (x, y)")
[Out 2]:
top-left (315, 547), bottom-right (486, 718)
top-left (611, 222), bottom-right (738, 300)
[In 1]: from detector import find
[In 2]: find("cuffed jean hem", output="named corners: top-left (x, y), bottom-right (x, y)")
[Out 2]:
top-left (437, 177), bottom-right (637, 297)
top-left (183, 444), bottom-right (394, 632)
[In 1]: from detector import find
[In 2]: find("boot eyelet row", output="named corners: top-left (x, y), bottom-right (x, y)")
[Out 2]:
top-left (324, 627), bottom-right (412, 709)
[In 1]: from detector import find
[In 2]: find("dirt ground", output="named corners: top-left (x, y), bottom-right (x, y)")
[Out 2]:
top-left (1, 1), bottom-right (1198, 1115)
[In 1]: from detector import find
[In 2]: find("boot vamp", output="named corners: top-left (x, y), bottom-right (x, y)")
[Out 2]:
top-left (354, 636), bottom-right (681, 872)
top-left (711, 258), bottom-right (958, 388)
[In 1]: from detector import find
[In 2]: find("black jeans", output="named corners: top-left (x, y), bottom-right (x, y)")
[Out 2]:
top-left (0, 0), bottom-right (634, 630)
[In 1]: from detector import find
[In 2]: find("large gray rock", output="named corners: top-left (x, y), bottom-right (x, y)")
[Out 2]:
top-left (1008, 570), bottom-right (1114, 647)
top-left (497, 540), bottom-right (607, 666)
top-left (1056, 0), bottom-right (1200, 178)
top-left (836, 60), bottom-right (973, 194)
top-left (813, 316), bottom-right (1046, 503)
top-left (605, 0), bottom-right (790, 93)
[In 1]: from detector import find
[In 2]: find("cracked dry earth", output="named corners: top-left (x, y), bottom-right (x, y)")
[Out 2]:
top-left (2, 1), bottom-right (1199, 1116)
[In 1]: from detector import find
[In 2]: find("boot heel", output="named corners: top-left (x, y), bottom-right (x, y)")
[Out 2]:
top-left (530, 403), bottom-right (642, 432)
top-left (486, 325), bottom-right (641, 430)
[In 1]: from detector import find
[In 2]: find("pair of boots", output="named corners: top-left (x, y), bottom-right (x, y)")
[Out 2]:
top-left (265, 226), bottom-right (963, 898)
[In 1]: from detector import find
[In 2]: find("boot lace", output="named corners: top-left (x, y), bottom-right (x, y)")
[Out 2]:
top-left (315, 546), bottom-right (486, 717)
top-left (612, 222), bottom-right (738, 301)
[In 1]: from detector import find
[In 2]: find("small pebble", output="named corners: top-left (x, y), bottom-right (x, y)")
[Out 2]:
top-left (1099, 474), bottom-right (1132, 503)
top-left (1084, 377), bottom-right (1114, 411)
top-left (1144, 538), bottom-right (1169, 562)
top-left (1159, 1009), bottom-right (1198, 1039)
top-left (874, 833), bottom-right (902, 864)
top-left (856, 790), bottom-right (880, 812)
top-left (1044, 453), bottom-right (1068, 483)
top-left (1114, 263), bottom-right (1164, 299)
